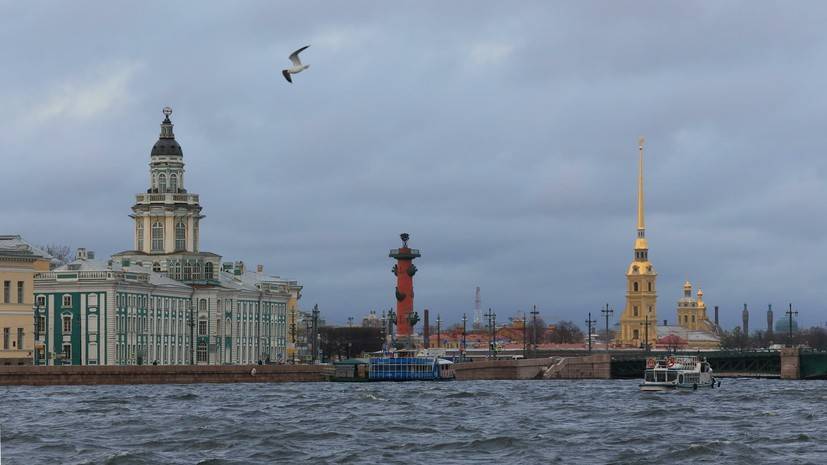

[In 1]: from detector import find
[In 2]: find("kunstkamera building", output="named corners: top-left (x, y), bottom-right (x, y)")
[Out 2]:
top-left (33, 108), bottom-right (302, 366)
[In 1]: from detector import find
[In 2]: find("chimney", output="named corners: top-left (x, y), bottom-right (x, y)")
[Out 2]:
top-left (663, 319), bottom-right (667, 326)
top-left (714, 306), bottom-right (719, 327)
top-left (423, 309), bottom-right (430, 349)
top-left (257, 264), bottom-right (264, 273)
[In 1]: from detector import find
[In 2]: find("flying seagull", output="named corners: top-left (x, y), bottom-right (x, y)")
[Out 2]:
top-left (282, 45), bottom-right (310, 83)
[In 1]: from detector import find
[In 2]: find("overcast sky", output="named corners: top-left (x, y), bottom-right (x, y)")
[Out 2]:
top-left (3, 2), bottom-right (827, 329)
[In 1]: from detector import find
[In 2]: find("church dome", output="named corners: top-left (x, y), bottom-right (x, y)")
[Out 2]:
top-left (775, 316), bottom-right (799, 333)
top-left (151, 138), bottom-right (182, 156)
top-left (151, 107), bottom-right (182, 157)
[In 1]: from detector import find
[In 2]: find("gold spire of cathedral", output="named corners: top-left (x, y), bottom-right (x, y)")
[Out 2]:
top-left (618, 137), bottom-right (657, 348)
top-left (637, 136), bottom-right (645, 233)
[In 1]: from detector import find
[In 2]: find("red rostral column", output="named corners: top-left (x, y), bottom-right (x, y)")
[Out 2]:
top-left (390, 233), bottom-right (421, 346)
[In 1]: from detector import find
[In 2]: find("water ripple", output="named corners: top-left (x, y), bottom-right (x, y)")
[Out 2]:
top-left (2, 379), bottom-right (827, 464)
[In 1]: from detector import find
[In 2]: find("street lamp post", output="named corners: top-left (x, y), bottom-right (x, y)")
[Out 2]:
top-left (484, 308), bottom-right (495, 359)
top-left (601, 304), bottom-right (614, 352)
top-left (786, 303), bottom-right (798, 348)
top-left (643, 315), bottom-right (652, 353)
top-left (530, 305), bottom-right (539, 357)
top-left (436, 314), bottom-right (441, 349)
top-left (522, 312), bottom-right (528, 358)
top-left (585, 312), bottom-right (596, 352)
top-left (461, 312), bottom-right (467, 361)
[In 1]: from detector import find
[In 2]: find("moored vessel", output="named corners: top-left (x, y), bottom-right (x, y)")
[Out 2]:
top-left (639, 355), bottom-right (720, 392)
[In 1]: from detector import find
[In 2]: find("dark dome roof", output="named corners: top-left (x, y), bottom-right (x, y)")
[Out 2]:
top-left (151, 138), bottom-right (183, 156)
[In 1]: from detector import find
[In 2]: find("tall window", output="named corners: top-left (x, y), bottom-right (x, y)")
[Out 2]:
top-left (17, 328), bottom-right (23, 350)
top-left (633, 282), bottom-right (639, 292)
top-left (63, 343), bottom-right (71, 362)
top-left (2, 328), bottom-right (9, 349)
top-left (633, 306), bottom-right (638, 317)
top-left (205, 262), bottom-right (214, 280)
top-left (175, 221), bottom-right (186, 251)
top-left (62, 295), bottom-right (72, 307)
top-left (36, 295), bottom-right (45, 307)
top-left (648, 282), bottom-right (652, 292)
top-left (170, 173), bottom-right (178, 192)
top-left (136, 222), bottom-right (144, 251)
top-left (198, 319), bottom-right (208, 336)
top-left (2, 281), bottom-right (8, 304)
top-left (151, 222), bottom-right (164, 252)
top-left (184, 261), bottom-right (192, 280)
top-left (62, 316), bottom-right (72, 333)
top-left (197, 342), bottom-right (207, 363)
top-left (16, 281), bottom-right (24, 304)
top-left (633, 329), bottom-right (639, 340)
top-left (158, 173), bottom-right (167, 192)
top-left (153, 262), bottom-right (161, 273)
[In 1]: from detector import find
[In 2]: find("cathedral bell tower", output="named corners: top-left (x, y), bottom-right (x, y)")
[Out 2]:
top-left (618, 137), bottom-right (657, 348)
top-left (116, 107), bottom-right (220, 283)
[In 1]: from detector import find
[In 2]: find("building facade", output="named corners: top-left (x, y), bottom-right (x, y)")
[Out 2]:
top-left (34, 108), bottom-right (301, 366)
top-left (0, 236), bottom-right (52, 365)
top-left (618, 138), bottom-right (658, 348)
top-left (656, 281), bottom-right (720, 349)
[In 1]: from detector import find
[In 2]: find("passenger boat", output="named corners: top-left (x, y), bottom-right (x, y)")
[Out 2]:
top-left (639, 355), bottom-right (720, 392)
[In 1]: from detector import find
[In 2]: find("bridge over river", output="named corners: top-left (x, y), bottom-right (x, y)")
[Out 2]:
top-left (456, 347), bottom-right (827, 380)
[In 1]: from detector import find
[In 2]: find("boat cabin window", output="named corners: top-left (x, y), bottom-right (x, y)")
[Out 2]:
top-left (666, 371), bottom-right (677, 381)
top-left (656, 371), bottom-right (666, 382)
top-left (645, 371), bottom-right (655, 382)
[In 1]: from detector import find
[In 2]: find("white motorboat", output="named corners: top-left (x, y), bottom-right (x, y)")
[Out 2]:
top-left (639, 355), bottom-right (720, 392)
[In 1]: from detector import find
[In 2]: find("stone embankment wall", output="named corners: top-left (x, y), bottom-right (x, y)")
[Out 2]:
top-left (454, 359), bottom-right (550, 380)
top-left (543, 353), bottom-right (611, 379)
top-left (0, 364), bottom-right (333, 386)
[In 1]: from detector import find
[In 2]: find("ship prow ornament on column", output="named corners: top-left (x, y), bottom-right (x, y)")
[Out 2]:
top-left (389, 233), bottom-right (421, 349)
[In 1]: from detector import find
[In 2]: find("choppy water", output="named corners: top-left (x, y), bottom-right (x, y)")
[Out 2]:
top-left (1, 379), bottom-right (826, 464)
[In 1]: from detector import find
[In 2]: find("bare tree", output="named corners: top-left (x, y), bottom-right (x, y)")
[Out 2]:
top-left (40, 244), bottom-right (73, 267)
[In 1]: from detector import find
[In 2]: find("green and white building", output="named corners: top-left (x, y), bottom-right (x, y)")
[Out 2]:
top-left (33, 108), bottom-right (301, 366)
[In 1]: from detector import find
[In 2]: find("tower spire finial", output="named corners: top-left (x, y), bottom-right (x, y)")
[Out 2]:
top-left (160, 106), bottom-right (174, 138)
top-left (637, 136), bottom-right (645, 235)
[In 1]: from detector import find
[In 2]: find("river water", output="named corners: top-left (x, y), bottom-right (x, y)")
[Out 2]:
top-left (1, 379), bottom-right (826, 464)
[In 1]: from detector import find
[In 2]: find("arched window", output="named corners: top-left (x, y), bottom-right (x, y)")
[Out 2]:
top-left (199, 299), bottom-right (207, 312)
top-left (158, 174), bottom-right (167, 193)
top-left (648, 282), bottom-right (652, 292)
top-left (633, 282), bottom-right (639, 292)
top-left (195, 261), bottom-right (202, 281)
top-left (633, 329), bottom-right (639, 340)
top-left (151, 222), bottom-right (164, 252)
top-left (175, 221), bottom-right (186, 251)
top-left (136, 222), bottom-right (144, 251)
top-left (175, 261), bottom-right (182, 280)
top-left (197, 341), bottom-right (207, 363)
top-left (633, 306), bottom-right (639, 317)
top-left (152, 262), bottom-right (161, 273)
top-left (170, 173), bottom-right (178, 192)
top-left (205, 262), bottom-right (214, 280)
top-left (184, 260), bottom-right (192, 280)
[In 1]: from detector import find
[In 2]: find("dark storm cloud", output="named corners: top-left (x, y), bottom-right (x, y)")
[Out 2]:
top-left (3, 1), bottom-right (827, 328)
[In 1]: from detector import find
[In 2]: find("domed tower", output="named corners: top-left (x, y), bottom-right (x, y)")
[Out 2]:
top-left (618, 138), bottom-right (657, 348)
top-left (676, 281), bottom-right (711, 331)
top-left (114, 107), bottom-right (220, 282)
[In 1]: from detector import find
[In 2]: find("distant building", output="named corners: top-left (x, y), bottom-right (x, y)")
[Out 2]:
top-left (0, 236), bottom-right (53, 365)
top-left (656, 282), bottom-right (720, 349)
top-left (362, 310), bottom-right (382, 328)
top-left (34, 108), bottom-right (301, 366)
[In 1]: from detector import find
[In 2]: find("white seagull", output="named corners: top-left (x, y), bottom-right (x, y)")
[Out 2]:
top-left (282, 45), bottom-right (310, 83)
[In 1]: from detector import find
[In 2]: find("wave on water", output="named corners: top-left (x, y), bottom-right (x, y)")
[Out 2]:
top-left (2, 379), bottom-right (826, 465)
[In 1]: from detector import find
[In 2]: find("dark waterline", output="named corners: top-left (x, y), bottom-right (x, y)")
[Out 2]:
top-left (1, 379), bottom-right (826, 464)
